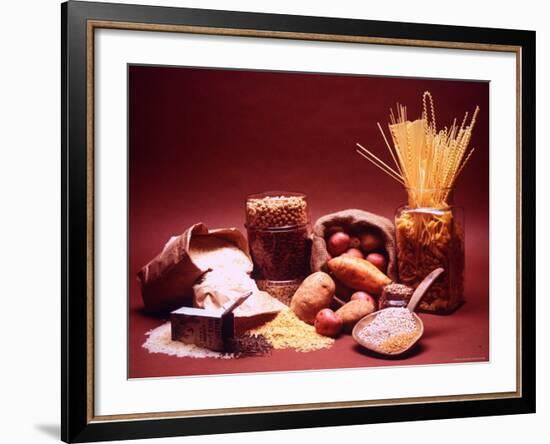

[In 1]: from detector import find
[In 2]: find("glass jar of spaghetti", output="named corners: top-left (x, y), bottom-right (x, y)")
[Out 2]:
top-left (395, 188), bottom-right (464, 313)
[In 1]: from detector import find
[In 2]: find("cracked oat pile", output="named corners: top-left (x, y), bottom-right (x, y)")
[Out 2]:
top-left (247, 309), bottom-right (334, 352)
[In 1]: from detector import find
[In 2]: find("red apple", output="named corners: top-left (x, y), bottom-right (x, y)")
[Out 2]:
top-left (366, 252), bottom-right (387, 272)
top-left (342, 247), bottom-right (364, 259)
top-left (327, 232), bottom-right (351, 256)
top-left (351, 291), bottom-right (378, 310)
top-left (314, 308), bottom-right (343, 338)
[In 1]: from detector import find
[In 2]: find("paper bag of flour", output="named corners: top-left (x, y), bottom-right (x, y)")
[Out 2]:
top-left (137, 223), bottom-right (285, 320)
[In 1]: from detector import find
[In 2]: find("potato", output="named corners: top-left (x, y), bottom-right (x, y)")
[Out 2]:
top-left (335, 299), bottom-right (376, 332)
top-left (327, 232), bottom-right (350, 256)
top-left (334, 279), bottom-right (354, 301)
top-left (314, 308), bottom-right (343, 337)
top-left (366, 252), bottom-right (387, 272)
top-left (351, 291), bottom-right (377, 308)
top-left (360, 232), bottom-right (382, 253)
top-left (290, 272), bottom-right (336, 324)
top-left (325, 225), bottom-right (345, 237)
top-left (342, 247), bottom-right (364, 259)
top-left (327, 256), bottom-right (392, 294)
top-left (349, 237), bottom-right (361, 248)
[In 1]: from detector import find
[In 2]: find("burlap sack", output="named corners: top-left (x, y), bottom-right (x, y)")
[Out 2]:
top-left (138, 223), bottom-right (285, 320)
top-left (310, 209), bottom-right (398, 281)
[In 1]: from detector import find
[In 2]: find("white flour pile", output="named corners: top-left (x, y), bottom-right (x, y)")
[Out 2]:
top-left (142, 322), bottom-right (233, 359)
top-left (188, 236), bottom-right (253, 273)
top-left (189, 235), bottom-right (286, 316)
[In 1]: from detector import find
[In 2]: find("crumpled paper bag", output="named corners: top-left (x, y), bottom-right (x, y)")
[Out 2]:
top-left (138, 223), bottom-right (285, 321)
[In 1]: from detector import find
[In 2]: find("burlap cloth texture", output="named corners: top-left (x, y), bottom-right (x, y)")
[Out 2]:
top-left (310, 209), bottom-right (397, 281)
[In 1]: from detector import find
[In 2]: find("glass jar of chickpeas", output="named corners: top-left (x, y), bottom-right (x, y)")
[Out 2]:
top-left (245, 192), bottom-right (311, 282)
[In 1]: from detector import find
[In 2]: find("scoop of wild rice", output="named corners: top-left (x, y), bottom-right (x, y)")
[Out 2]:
top-left (358, 307), bottom-right (417, 347)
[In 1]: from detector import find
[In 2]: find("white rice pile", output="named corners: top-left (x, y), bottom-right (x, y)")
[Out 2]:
top-left (358, 307), bottom-right (417, 346)
top-left (142, 322), bottom-right (233, 359)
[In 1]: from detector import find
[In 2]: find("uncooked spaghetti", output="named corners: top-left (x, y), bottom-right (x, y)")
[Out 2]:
top-left (356, 91), bottom-right (479, 208)
top-left (356, 92), bottom-right (479, 312)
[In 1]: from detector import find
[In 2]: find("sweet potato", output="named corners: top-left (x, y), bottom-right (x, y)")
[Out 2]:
top-left (335, 299), bottom-right (376, 332)
top-left (290, 272), bottom-right (335, 324)
top-left (327, 256), bottom-right (392, 294)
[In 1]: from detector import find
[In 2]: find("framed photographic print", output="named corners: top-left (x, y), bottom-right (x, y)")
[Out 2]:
top-left (61, 1), bottom-right (536, 442)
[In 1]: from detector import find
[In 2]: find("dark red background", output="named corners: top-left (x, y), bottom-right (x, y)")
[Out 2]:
top-left (129, 65), bottom-right (489, 378)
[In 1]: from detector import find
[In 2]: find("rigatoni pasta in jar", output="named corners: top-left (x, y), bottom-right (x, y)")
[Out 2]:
top-left (395, 203), bottom-right (464, 313)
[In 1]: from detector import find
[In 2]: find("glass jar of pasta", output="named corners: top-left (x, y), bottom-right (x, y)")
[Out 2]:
top-left (395, 188), bottom-right (465, 313)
